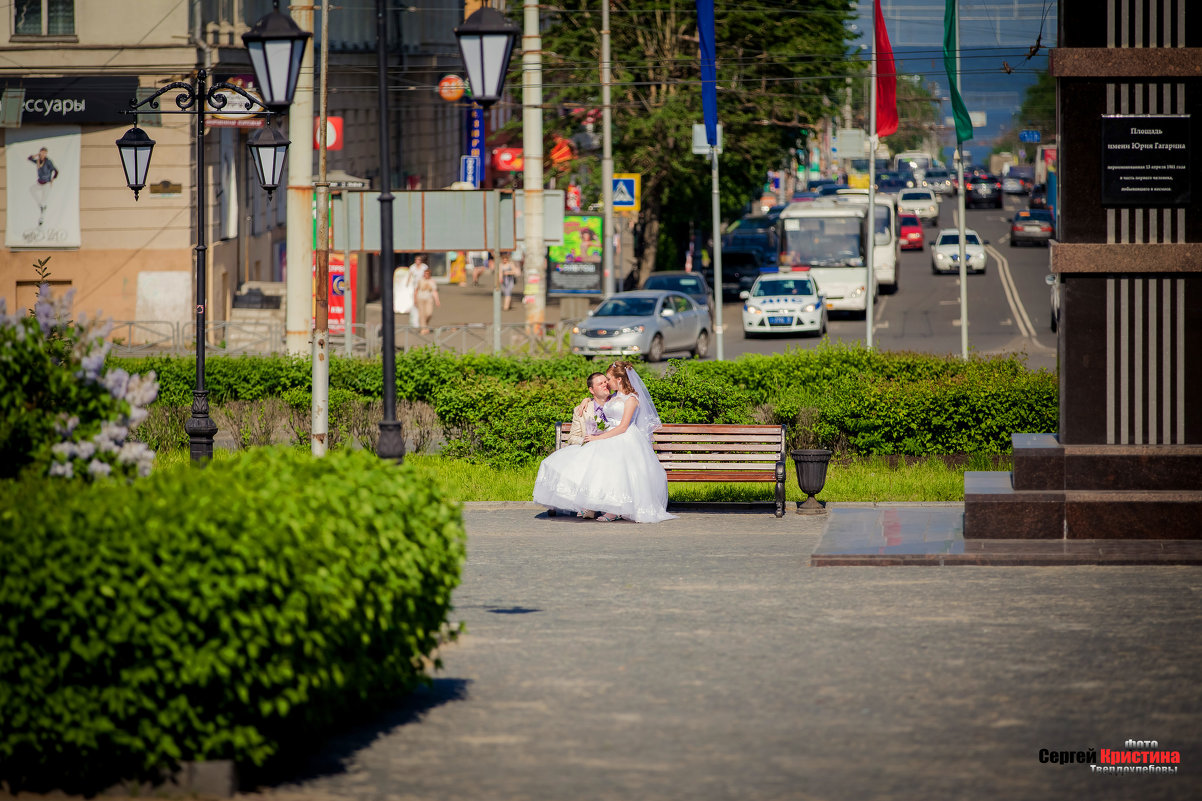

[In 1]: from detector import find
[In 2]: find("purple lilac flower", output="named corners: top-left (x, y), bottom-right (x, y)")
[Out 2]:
top-left (103, 368), bottom-right (130, 400)
top-left (87, 460), bottom-right (112, 478)
top-left (34, 298), bottom-right (56, 336)
top-left (75, 440), bottom-right (96, 460)
top-left (51, 442), bottom-right (76, 459)
top-left (125, 372), bottom-right (159, 407)
top-left (79, 351), bottom-right (106, 380)
top-left (48, 461), bottom-right (73, 479)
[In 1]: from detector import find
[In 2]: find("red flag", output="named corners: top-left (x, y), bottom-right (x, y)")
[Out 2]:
top-left (874, 0), bottom-right (898, 137)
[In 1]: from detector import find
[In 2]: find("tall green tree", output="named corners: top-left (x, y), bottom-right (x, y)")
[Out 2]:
top-left (522, 1), bottom-right (855, 279)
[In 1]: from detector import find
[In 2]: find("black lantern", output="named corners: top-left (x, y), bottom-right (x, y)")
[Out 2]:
top-left (242, 2), bottom-right (311, 111)
top-left (453, 6), bottom-right (519, 108)
top-left (248, 123), bottom-right (290, 198)
top-left (115, 126), bottom-right (156, 200)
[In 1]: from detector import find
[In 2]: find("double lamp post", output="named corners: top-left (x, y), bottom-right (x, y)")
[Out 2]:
top-left (114, 3), bottom-right (311, 462)
top-left (115, 2), bottom-right (521, 464)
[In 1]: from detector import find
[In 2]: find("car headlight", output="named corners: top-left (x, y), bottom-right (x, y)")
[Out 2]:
top-left (928, 205), bottom-right (937, 213)
top-left (935, 252), bottom-right (947, 260)
top-left (571, 325), bottom-right (581, 334)
top-left (852, 286), bottom-right (866, 297)
top-left (618, 325), bottom-right (645, 334)
top-left (745, 305), bottom-right (763, 314)
top-left (802, 303), bottom-right (818, 312)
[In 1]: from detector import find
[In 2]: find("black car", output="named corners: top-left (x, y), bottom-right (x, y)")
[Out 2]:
top-left (964, 174), bottom-right (1004, 209)
top-left (717, 250), bottom-right (766, 299)
top-left (640, 271), bottom-right (713, 314)
top-left (1029, 184), bottom-right (1048, 209)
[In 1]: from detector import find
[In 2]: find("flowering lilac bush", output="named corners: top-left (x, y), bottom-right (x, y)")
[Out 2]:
top-left (0, 284), bottom-right (158, 481)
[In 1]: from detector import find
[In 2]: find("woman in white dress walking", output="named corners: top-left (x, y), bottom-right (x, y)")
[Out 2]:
top-left (533, 361), bottom-right (675, 523)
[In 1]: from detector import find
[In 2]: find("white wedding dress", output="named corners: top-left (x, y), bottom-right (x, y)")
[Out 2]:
top-left (533, 392), bottom-right (676, 523)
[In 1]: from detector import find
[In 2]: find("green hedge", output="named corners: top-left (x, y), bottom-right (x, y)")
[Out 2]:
top-left (0, 448), bottom-right (465, 792)
top-left (113, 346), bottom-right (1058, 466)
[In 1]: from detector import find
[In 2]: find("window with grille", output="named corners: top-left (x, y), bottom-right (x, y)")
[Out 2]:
top-left (14, 0), bottom-right (74, 37)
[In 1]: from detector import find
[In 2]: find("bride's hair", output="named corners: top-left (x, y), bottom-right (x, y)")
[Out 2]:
top-left (607, 360), bottom-right (636, 395)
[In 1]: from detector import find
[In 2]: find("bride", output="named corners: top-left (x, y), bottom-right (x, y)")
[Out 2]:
top-left (533, 361), bottom-right (675, 523)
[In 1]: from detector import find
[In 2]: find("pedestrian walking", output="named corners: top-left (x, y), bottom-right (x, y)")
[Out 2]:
top-left (415, 265), bottom-right (440, 334)
top-left (500, 252), bottom-right (521, 311)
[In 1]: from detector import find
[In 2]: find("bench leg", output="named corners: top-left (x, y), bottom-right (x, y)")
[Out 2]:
top-left (774, 460), bottom-right (786, 518)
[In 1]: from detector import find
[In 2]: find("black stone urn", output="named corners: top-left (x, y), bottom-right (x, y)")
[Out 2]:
top-left (791, 449), bottom-right (832, 515)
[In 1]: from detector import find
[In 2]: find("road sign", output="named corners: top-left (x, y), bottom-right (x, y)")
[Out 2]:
top-left (459, 155), bottom-right (481, 188)
top-left (1019, 129), bottom-right (1041, 143)
top-left (691, 123), bottom-right (723, 154)
top-left (612, 173), bottom-right (640, 213)
top-left (836, 128), bottom-right (867, 156)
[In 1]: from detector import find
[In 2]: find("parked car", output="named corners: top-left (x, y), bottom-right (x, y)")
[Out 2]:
top-left (641, 271), bottom-right (713, 314)
top-left (1029, 184), bottom-right (1049, 209)
top-left (931, 228), bottom-right (987, 274)
top-left (924, 168), bottom-right (954, 195)
top-left (1046, 273), bottom-right (1061, 332)
top-left (964, 174), bottom-right (1004, 209)
top-left (740, 273), bottom-right (827, 338)
top-left (898, 213), bottom-right (924, 250)
top-left (896, 188), bottom-right (940, 227)
top-left (570, 290), bottom-right (710, 362)
top-left (1009, 208), bottom-right (1055, 246)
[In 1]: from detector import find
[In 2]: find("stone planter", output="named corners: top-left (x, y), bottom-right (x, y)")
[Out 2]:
top-left (791, 448), bottom-right (832, 515)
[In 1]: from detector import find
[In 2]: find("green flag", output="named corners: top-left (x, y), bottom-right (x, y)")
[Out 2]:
top-left (943, 0), bottom-right (972, 144)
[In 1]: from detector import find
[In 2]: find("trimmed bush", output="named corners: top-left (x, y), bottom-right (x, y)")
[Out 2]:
top-left (113, 345), bottom-right (1058, 464)
top-left (0, 448), bottom-right (465, 792)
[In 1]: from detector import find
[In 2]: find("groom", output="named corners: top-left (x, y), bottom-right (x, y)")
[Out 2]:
top-left (566, 372), bottom-right (614, 446)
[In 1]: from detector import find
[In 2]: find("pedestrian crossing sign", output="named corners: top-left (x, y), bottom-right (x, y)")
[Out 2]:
top-left (613, 173), bottom-right (640, 213)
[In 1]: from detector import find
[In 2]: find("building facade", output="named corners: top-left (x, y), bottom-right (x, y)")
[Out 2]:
top-left (0, 0), bottom-right (470, 327)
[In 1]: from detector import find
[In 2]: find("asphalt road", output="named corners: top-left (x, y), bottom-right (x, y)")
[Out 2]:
top-left (712, 193), bottom-right (1059, 373)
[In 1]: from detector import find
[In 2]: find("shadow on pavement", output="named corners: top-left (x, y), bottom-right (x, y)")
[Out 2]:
top-left (241, 677), bottom-right (470, 791)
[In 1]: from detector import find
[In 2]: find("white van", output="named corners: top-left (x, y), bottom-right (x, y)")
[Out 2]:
top-left (776, 201), bottom-right (874, 316)
top-left (829, 192), bottom-right (899, 294)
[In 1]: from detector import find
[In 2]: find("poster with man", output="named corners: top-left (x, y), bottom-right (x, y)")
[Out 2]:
top-left (5, 125), bottom-right (82, 248)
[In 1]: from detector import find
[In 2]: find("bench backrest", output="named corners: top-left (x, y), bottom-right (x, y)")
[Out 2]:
top-left (554, 422), bottom-right (787, 480)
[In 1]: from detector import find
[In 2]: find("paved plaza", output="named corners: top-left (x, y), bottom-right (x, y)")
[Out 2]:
top-left (249, 505), bottom-right (1202, 801)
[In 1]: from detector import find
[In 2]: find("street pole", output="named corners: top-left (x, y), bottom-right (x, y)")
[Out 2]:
top-left (493, 185), bottom-right (503, 354)
top-left (710, 145), bottom-right (724, 361)
top-left (865, 20), bottom-right (878, 350)
top-left (375, 0), bottom-right (404, 461)
top-left (184, 69), bottom-right (218, 461)
top-left (311, 0), bottom-right (330, 456)
top-left (522, 0), bottom-right (546, 334)
top-left (601, 0), bottom-right (615, 298)
top-left (342, 189), bottom-right (353, 357)
top-left (955, 3), bottom-right (969, 361)
top-left (284, 3), bottom-right (314, 354)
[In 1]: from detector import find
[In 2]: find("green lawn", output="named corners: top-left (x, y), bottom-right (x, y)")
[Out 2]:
top-left (157, 449), bottom-right (1004, 503)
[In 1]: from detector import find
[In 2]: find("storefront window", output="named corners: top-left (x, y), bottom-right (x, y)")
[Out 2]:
top-left (14, 0), bottom-right (74, 36)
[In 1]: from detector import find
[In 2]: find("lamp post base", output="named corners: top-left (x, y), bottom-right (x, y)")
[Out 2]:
top-left (377, 419), bottom-right (406, 463)
top-left (185, 391), bottom-right (218, 462)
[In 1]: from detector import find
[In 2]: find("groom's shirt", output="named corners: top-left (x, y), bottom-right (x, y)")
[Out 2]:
top-left (583, 399), bottom-right (609, 436)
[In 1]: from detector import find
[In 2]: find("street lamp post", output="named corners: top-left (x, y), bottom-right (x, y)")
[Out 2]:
top-left (116, 7), bottom-right (307, 462)
top-left (454, 5), bottom-right (520, 356)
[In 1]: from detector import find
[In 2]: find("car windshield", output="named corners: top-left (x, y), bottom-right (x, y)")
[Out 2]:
top-left (899, 214), bottom-right (920, 226)
top-left (644, 275), bottom-right (705, 294)
top-left (594, 297), bottom-right (657, 317)
top-left (753, 279), bottom-right (815, 297)
top-left (937, 233), bottom-right (982, 246)
top-left (899, 191), bottom-right (931, 201)
top-left (780, 216), bottom-right (864, 267)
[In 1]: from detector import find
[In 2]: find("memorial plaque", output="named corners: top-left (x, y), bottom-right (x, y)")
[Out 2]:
top-left (1101, 115), bottom-right (1191, 207)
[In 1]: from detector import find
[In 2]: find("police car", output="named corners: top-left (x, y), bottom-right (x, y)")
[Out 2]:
top-left (740, 272), bottom-right (828, 337)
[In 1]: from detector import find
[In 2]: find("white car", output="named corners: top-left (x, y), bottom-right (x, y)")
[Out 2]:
top-left (741, 274), bottom-right (827, 337)
top-left (896, 188), bottom-right (940, 226)
top-left (930, 228), bottom-right (987, 274)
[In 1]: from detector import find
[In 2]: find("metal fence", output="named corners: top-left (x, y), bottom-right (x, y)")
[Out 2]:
top-left (109, 319), bottom-right (580, 358)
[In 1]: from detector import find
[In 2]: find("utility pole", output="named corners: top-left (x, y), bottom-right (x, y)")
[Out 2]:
top-left (601, 1), bottom-right (615, 298)
top-left (522, 0), bottom-right (546, 332)
top-left (311, 0), bottom-right (330, 455)
top-left (866, 14), bottom-right (877, 350)
top-left (284, 2), bottom-right (315, 353)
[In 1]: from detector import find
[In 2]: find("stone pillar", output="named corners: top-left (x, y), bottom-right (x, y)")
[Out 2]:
top-left (964, 0), bottom-right (1202, 539)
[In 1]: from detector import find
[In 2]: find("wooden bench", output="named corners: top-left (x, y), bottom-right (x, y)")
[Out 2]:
top-left (553, 422), bottom-right (788, 517)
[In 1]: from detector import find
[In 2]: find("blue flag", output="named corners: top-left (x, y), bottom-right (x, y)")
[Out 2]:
top-left (696, 0), bottom-right (718, 146)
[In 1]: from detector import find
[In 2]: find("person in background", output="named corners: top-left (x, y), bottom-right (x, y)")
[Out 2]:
top-left (448, 251), bottom-right (467, 285)
top-left (415, 264), bottom-right (440, 334)
top-left (404, 255), bottom-right (426, 328)
top-left (500, 252), bottom-right (521, 311)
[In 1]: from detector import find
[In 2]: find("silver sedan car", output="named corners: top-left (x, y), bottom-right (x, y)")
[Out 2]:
top-left (570, 290), bottom-right (711, 362)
